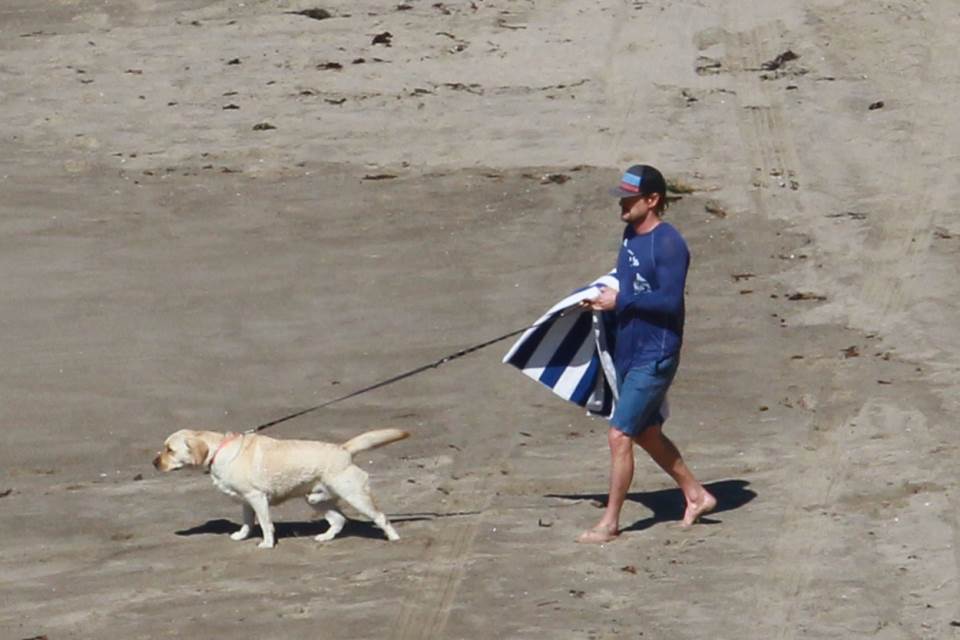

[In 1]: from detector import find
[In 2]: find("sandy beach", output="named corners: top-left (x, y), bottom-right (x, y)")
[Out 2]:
top-left (1, 1), bottom-right (959, 638)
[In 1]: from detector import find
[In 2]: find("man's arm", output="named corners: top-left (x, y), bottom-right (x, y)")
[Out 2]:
top-left (614, 231), bottom-right (689, 316)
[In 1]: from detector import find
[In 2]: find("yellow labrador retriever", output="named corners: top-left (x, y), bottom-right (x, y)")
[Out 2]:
top-left (153, 428), bottom-right (408, 548)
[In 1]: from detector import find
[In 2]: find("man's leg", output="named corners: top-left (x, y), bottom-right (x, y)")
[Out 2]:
top-left (576, 427), bottom-right (634, 543)
top-left (634, 424), bottom-right (716, 526)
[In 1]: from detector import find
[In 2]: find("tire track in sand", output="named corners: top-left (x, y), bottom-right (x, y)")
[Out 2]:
top-left (721, 15), bottom-right (863, 639)
top-left (834, 4), bottom-right (947, 329)
top-left (723, 4), bottom-right (960, 636)
top-left (390, 5), bottom-right (634, 636)
top-left (388, 443), bottom-right (517, 639)
top-left (804, 1), bottom-right (960, 629)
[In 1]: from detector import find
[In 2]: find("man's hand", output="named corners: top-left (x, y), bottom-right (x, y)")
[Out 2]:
top-left (580, 286), bottom-right (617, 311)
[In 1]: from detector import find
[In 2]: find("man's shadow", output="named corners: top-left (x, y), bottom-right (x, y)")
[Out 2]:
top-left (546, 479), bottom-right (756, 532)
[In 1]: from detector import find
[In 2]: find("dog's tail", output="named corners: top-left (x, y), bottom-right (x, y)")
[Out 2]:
top-left (341, 429), bottom-right (409, 455)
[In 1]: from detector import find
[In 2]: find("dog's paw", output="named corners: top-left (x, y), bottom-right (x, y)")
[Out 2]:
top-left (230, 525), bottom-right (251, 541)
top-left (314, 531), bottom-right (337, 542)
top-left (306, 491), bottom-right (331, 506)
top-left (257, 540), bottom-right (276, 549)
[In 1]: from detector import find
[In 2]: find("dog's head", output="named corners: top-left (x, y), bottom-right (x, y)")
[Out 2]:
top-left (153, 429), bottom-right (211, 472)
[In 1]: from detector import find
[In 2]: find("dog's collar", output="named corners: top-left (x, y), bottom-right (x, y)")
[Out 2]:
top-left (208, 432), bottom-right (241, 469)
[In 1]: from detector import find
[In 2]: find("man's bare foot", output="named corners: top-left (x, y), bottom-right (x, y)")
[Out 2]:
top-left (681, 490), bottom-right (717, 527)
top-left (576, 525), bottom-right (619, 544)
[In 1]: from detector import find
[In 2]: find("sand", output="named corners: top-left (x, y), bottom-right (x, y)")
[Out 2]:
top-left (1, 0), bottom-right (959, 638)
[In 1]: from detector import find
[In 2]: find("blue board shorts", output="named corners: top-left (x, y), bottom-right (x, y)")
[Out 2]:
top-left (609, 354), bottom-right (680, 437)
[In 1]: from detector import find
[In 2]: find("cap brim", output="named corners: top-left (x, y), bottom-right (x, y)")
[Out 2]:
top-left (609, 187), bottom-right (642, 198)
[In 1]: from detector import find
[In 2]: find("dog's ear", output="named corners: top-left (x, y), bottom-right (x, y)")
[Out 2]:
top-left (187, 439), bottom-right (209, 466)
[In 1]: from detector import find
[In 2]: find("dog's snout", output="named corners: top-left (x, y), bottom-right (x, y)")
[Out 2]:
top-left (152, 453), bottom-right (162, 469)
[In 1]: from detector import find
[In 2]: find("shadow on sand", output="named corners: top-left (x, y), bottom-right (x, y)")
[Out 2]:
top-left (546, 478), bottom-right (756, 532)
top-left (173, 509), bottom-right (484, 542)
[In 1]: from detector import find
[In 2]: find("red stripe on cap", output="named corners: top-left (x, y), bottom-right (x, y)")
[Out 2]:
top-left (619, 181), bottom-right (640, 192)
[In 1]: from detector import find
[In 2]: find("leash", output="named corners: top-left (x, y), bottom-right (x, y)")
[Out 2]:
top-left (247, 305), bottom-right (583, 434)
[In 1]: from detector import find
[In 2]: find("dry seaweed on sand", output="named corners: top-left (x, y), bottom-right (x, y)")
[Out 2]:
top-left (761, 50), bottom-right (799, 71)
top-left (287, 8), bottom-right (333, 20)
top-left (666, 178), bottom-right (697, 194)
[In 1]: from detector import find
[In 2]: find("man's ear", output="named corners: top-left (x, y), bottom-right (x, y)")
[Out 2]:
top-left (187, 439), bottom-right (209, 466)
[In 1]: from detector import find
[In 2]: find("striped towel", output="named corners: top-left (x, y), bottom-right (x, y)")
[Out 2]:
top-left (503, 273), bottom-right (621, 418)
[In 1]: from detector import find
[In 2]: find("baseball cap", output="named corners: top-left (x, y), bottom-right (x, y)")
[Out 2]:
top-left (609, 164), bottom-right (667, 199)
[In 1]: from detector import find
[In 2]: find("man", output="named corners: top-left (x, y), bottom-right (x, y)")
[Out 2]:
top-left (576, 164), bottom-right (716, 544)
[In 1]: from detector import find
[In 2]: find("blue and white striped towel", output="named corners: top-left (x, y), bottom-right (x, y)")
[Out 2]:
top-left (502, 273), bottom-right (621, 418)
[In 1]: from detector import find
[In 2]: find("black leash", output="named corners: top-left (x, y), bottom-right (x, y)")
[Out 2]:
top-left (247, 306), bottom-right (580, 434)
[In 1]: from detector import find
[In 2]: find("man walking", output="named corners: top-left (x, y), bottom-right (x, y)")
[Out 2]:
top-left (576, 164), bottom-right (715, 544)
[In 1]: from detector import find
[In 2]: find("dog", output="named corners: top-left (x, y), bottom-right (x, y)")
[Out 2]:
top-left (153, 428), bottom-right (408, 548)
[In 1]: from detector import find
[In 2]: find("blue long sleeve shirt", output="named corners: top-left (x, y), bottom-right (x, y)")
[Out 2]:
top-left (612, 222), bottom-right (689, 379)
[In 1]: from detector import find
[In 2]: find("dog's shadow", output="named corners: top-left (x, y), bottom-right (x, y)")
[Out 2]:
top-left (546, 478), bottom-right (756, 532)
top-left (175, 514), bottom-right (433, 542)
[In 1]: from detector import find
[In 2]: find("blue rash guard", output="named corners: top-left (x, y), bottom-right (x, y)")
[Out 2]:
top-left (612, 222), bottom-right (690, 380)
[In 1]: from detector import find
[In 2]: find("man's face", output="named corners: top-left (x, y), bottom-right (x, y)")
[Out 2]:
top-left (619, 193), bottom-right (660, 224)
